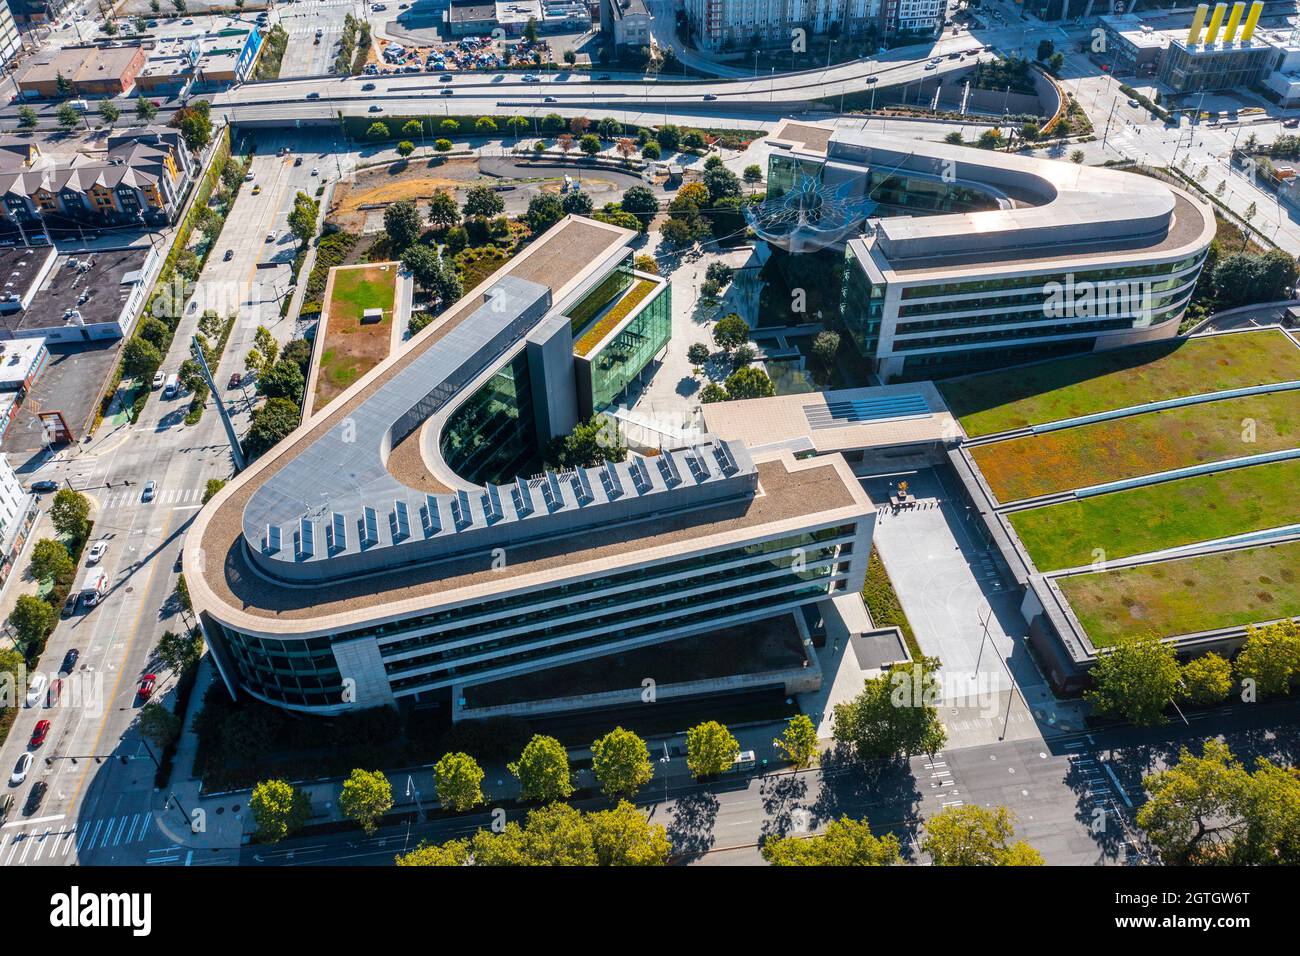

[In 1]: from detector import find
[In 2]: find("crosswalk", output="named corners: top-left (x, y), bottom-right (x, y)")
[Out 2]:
top-left (97, 486), bottom-right (206, 510)
top-left (1059, 736), bottom-right (1149, 864)
top-left (923, 754), bottom-right (964, 808)
top-left (0, 811), bottom-right (156, 866)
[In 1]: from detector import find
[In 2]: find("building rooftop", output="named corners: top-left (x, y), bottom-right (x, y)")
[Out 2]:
top-left (0, 245), bottom-right (54, 309)
top-left (449, 1), bottom-right (496, 22)
top-left (17, 43), bottom-right (142, 86)
top-left (0, 337), bottom-right (46, 388)
top-left (4, 247), bottom-right (150, 334)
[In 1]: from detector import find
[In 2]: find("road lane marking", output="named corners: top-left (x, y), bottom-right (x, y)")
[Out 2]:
top-left (3, 813), bottom-right (63, 828)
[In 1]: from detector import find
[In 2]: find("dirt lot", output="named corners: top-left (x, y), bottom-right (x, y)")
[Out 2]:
top-left (327, 157), bottom-right (482, 233)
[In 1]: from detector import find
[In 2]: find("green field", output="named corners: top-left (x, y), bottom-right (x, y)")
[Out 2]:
top-left (1009, 458), bottom-right (1300, 571)
top-left (940, 330), bottom-right (1300, 437)
top-left (315, 265), bottom-right (399, 411)
top-left (1059, 539), bottom-right (1300, 647)
top-left (970, 390), bottom-right (1300, 502)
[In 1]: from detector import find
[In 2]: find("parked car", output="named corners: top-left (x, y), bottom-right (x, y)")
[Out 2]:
top-left (30, 720), bottom-right (50, 748)
top-left (152, 370), bottom-right (166, 389)
top-left (30, 480), bottom-right (57, 493)
top-left (0, 794), bottom-right (13, 823)
top-left (86, 542), bottom-right (108, 565)
top-left (59, 649), bottom-right (79, 675)
top-left (266, 230), bottom-right (277, 242)
top-left (25, 674), bottom-right (47, 708)
top-left (62, 593), bottom-right (79, 617)
top-left (1127, 98), bottom-right (1140, 107)
top-left (244, 171), bottom-right (254, 182)
top-left (23, 781), bottom-right (47, 816)
top-left (137, 674), bottom-right (157, 700)
top-left (223, 249), bottom-right (234, 261)
top-left (142, 480), bottom-right (157, 502)
top-left (10, 752), bottom-right (32, 785)
top-left (46, 678), bottom-right (63, 707)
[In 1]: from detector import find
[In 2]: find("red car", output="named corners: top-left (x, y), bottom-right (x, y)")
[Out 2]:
top-left (137, 674), bottom-right (157, 700)
top-left (30, 719), bottom-right (50, 747)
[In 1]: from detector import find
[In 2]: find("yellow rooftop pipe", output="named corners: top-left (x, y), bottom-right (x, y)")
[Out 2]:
top-left (1187, 3), bottom-right (1209, 44)
top-left (1204, 2), bottom-right (1228, 44)
top-left (1223, 1), bottom-right (1246, 43)
top-left (1240, 0), bottom-right (1264, 42)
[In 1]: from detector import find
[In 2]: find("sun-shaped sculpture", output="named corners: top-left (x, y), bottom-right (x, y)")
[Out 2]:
top-left (745, 171), bottom-right (879, 253)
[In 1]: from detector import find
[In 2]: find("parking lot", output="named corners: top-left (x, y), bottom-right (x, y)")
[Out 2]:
top-left (277, 0), bottom-right (353, 78)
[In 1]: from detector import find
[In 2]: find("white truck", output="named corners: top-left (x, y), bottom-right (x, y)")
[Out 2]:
top-left (81, 568), bottom-right (109, 607)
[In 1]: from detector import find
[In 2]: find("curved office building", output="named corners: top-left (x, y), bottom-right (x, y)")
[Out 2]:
top-left (187, 216), bottom-right (874, 715)
top-left (763, 121), bottom-right (1218, 380)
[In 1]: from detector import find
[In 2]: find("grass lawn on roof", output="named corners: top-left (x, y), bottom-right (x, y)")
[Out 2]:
top-left (314, 264), bottom-right (399, 412)
top-left (1009, 457), bottom-right (1300, 571)
top-left (1057, 539), bottom-right (1300, 647)
top-left (970, 390), bottom-right (1299, 502)
top-left (940, 329), bottom-right (1300, 438)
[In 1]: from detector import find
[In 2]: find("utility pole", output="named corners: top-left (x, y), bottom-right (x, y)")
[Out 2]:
top-left (190, 334), bottom-right (246, 473)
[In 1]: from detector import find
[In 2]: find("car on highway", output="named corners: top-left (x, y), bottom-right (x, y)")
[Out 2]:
top-left (544, 96), bottom-right (557, 102)
top-left (10, 752), bottom-right (32, 785)
top-left (23, 781), bottom-right (47, 816)
top-left (86, 542), bottom-right (108, 564)
top-left (930, 56), bottom-right (943, 64)
top-left (521, 74), bottom-right (539, 82)
top-left (224, 249), bottom-right (234, 261)
top-left (62, 592), bottom-right (79, 617)
top-left (137, 674), bottom-right (157, 700)
top-left (307, 91), bottom-right (320, 99)
top-left (703, 94), bottom-right (717, 101)
top-left (142, 480), bottom-right (157, 502)
top-left (59, 649), bottom-right (78, 675)
top-left (369, 104), bottom-right (383, 112)
top-left (25, 674), bottom-right (47, 708)
top-left (441, 88), bottom-right (453, 95)
top-left (30, 480), bottom-right (58, 493)
top-left (924, 62), bottom-right (937, 70)
top-left (595, 73), bottom-right (610, 80)
top-left (440, 73), bottom-right (453, 82)
top-left (295, 156), bottom-right (303, 166)
top-left (866, 75), bottom-right (878, 83)
top-left (362, 82), bottom-right (376, 90)
top-left (30, 720), bottom-right (50, 748)
top-left (152, 370), bottom-right (166, 388)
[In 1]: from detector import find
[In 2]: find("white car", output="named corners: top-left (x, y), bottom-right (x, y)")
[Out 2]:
top-left (142, 480), bottom-right (157, 502)
top-left (10, 752), bottom-right (32, 786)
top-left (25, 673), bottom-right (47, 708)
top-left (311, 167), bottom-right (319, 176)
top-left (244, 171), bottom-right (255, 182)
top-left (152, 370), bottom-right (165, 389)
top-left (266, 230), bottom-right (277, 243)
top-left (86, 542), bottom-right (108, 565)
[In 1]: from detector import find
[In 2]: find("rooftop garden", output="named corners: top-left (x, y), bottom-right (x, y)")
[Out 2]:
top-left (970, 389), bottom-right (1299, 502)
top-left (940, 330), bottom-right (1300, 438)
top-left (1009, 457), bottom-right (1300, 572)
top-left (574, 278), bottom-right (658, 358)
top-left (1058, 539), bottom-right (1300, 647)
top-left (313, 264), bottom-right (399, 412)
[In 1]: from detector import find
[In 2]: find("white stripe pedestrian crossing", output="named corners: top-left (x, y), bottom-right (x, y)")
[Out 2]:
top-left (1, 812), bottom-right (155, 865)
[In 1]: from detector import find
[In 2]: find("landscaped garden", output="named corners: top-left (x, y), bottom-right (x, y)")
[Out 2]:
top-left (1009, 457), bottom-right (1300, 571)
top-left (1057, 539), bottom-right (1300, 646)
top-left (940, 329), bottom-right (1300, 438)
top-left (970, 389), bottom-right (1299, 502)
top-left (313, 264), bottom-right (399, 411)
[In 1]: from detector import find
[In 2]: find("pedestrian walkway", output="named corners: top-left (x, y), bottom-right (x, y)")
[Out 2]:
top-left (0, 810), bottom-right (155, 866)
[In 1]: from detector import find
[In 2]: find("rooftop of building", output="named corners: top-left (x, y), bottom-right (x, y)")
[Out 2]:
top-left (0, 337), bottom-right (47, 386)
top-left (449, 1), bottom-right (497, 22)
top-left (2, 246), bottom-right (150, 334)
top-left (187, 215), bottom-right (871, 633)
top-left (0, 244), bottom-right (55, 305)
top-left (17, 43), bottom-right (143, 85)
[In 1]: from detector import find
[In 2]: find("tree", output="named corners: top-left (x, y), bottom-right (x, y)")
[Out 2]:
top-left (1181, 652), bottom-right (1233, 706)
top-left (620, 185), bottom-right (658, 231)
top-left (833, 656), bottom-right (947, 761)
top-left (578, 133), bottom-right (601, 157)
top-left (685, 721), bottom-right (739, 779)
top-left (597, 117), bottom-right (623, 139)
top-left (699, 382), bottom-right (727, 403)
top-left (711, 313), bottom-right (749, 351)
top-left (506, 115), bottom-right (530, 139)
top-left (561, 189), bottom-right (592, 215)
top-left (922, 805), bottom-right (1044, 866)
top-left (545, 416), bottom-right (625, 469)
top-left (509, 734), bottom-right (574, 803)
top-left (56, 102), bottom-right (81, 131)
top-left (743, 164), bottom-right (763, 188)
top-left (17, 105), bottom-right (38, 129)
top-left (173, 102), bottom-right (211, 151)
top-left (556, 133), bottom-right (574, 156)
top-left (591, 727), bottom-right (654, 799)
top-left (703, 165), bottom-right (741, 203)
top-left (366, 121), bottom-right (390, 141)
top-left (50, 489), bottom-right (90, 541)
top-left (243, 397), bottom-right (301, 459)
top-left (731, 343), bottom-right (755, 368)
top-left (615, 137), bottom-right (637, 162)
top-left (257, 357), bottom-right (305, 405)
top-left (1086, 633), bottom-right (1180, 725)
top-left (762, 816), bottom-right (901, 866)
top-left (1070, 148), bottom-right (1085, 163)
top-left (383, 199), bottom-right (422, 252)
top-left (426, 190), bottom-right (460, 230)
top-left (202, 478), bottom-right (227, 505)
top-left (250, 779), bottom-right (310, 843)
top-left (397, 839), bottom-right (472, 866)
top-left (774, 714), bottom-right (818, 769)
top-left (123, 336), bottom-right (163, 381)
top-left (1234, 620), bottom-right (1300, 699)
top-left (656, 124), bottom-right (680, 152)
top-left (812, 330), bottom-right (840, 367)
top-left (402, 119), bottom-right (423, 137)
top-left (136, 97), bottom-right (158, 122)
top-left (339, 769), bottom-right (393, 835)
top-left (138, 702), bottom-right (182, 749)
top-left (30, 538), bottom-right (74, 585)
top-left (157, 628), bottom-right (204, 673)
top-left (9, 594), bottom-right (55, 648)
top-left (433, 752), bottom-right (485, 812)
top-left (641, 140), bottom-right (661, 160)
top-left (525, 193), bottom-right (564, 234)
top-left (588, 801), bottom-right (671, 865)
top-left (55, 72), bottom-right (72, 97)
top-left (633, 254), bottom-right (658, 275)
top-left (474, 116), bottom-right (497, 135)
top-left (98, 100), bottom-right (120, 124)
top-left (687, 342), bottom-right (710, 365)
top-left (724, 365), bottom-right (774, 400)
top-left (402, 243), bottom-right (461, 307)
top-left (287, 191), bottom-right (319, 245)
top-left (524, 15), bottom-right (539, 43)
top-left (462, 183), bottom-right (504, 220)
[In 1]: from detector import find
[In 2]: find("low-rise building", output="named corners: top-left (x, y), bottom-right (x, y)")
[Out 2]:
top-left (602, 0), bottom-right (650, 54)
top-left (16, 42), bottom-right (147, 98)
top-left (0, 337), bottom-right (48, 392)
top-left (135, 26), bottom-right (263, 94)
top-left (0, 245), bottom-right (158, 343)
top-left (0, 1), bottom-right (22, 68)
top-left (0, 452), bottom-right (35, 591)
top-left (447, 0), bottom-right (497, 35)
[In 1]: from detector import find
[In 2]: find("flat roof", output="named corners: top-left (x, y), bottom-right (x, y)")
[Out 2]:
top-left (0, 337), bottom-right (46, 386)
top-left (3, 247), bottom-right (148, 334)
top-left (702, 381), bottom-right (956, 455)
top-left (0, 244), bottom-right (54, 306)
top-left (18, 43), bottom-right (143, 84)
